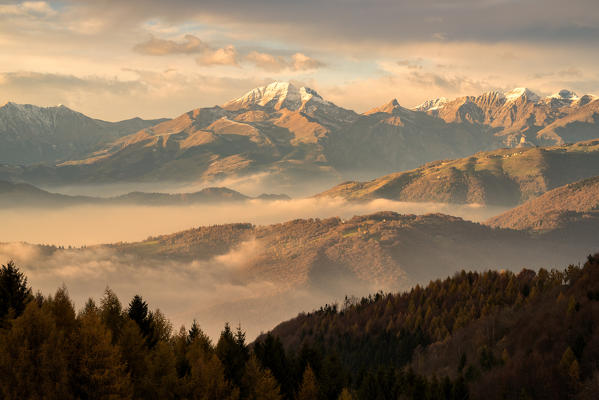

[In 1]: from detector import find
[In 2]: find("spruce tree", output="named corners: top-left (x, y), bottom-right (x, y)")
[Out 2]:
top-left (0, 260), bottom-right (32, 321)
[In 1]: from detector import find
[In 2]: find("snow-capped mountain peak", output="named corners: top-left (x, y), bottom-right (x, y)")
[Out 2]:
top-left (413, 97), bottom-right (448, 112)
top-left (504, 87), bottom-right (540, 103)
top-left (223, 81), bottom-right (325, 111)
top-left (547, 89), bottom-right (579, 101)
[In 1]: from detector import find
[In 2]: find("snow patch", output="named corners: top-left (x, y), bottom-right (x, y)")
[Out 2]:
top-left (504, 88), bottom-right (540, 103)
top-left (413, 97), bottom-right (448, 111)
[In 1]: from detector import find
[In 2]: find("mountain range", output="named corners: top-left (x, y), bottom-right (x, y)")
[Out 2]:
top-left (0, 102), bottom-right (168, 164)
top-left (2, 82), bottom-right (598, 191)
top-left (0, 180), bottom-right (288, 208)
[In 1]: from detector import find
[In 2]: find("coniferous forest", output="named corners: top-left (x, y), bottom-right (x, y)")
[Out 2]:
top-left (1, 255), bottom-right (599, 400)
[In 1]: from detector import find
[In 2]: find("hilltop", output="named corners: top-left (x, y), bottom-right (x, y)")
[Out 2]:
top-left (318, 139), bottom-right (599, 206)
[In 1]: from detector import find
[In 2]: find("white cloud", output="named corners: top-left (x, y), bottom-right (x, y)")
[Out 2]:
top-left (197, 45), bottom-right (239, 66)
top-left (245, 51), bottom-right (324, 72)
top-left (0, 1), bottom-right (56, 18)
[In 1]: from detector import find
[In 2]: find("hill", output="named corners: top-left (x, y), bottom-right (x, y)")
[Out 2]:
top-left (109, 211), bottom-right (591, 288)
top-left (318, 139), bottom-right (599, 206)
top-left (486, 176), bottom-right (599, 232)
top-left (0, 102), bottom-right (168, 164)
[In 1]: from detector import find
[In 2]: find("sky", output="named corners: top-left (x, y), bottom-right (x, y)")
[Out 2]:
top-left (1, 0), bottom-right (598, 121)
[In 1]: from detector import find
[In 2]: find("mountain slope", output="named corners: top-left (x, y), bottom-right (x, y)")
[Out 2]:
top-left (323, 98), bottom-right (501, 175)
top-left (0, 102), bottom-right (168, 164)
top-left (318, 139), bottom-right (599, 206)
top-left (486, 176), bottom-right (599, 232)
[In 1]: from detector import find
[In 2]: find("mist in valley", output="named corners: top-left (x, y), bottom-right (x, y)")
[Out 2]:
top-left (0, 196), bottom-right (508, 246)
top-left (0, 240), bottom-right (382, 340)
top-left (0, 185), bottom-right (512, 340)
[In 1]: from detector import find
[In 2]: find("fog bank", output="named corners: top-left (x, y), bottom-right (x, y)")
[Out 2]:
top-left (0, 198), bottom-right (508, 247)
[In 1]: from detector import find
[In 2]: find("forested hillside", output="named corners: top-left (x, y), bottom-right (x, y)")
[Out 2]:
top-left (2, 254), bottom-right (599, 399)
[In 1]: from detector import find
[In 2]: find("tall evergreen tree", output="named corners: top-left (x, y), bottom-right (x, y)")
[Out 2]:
top-left (0, 260), bottom-right (32, 322)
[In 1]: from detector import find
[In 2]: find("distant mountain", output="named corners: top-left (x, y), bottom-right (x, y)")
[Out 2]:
top-left (323, 98), bottom-right (500, 175)
top-left (415, 88), bottom-right (599, 147)
top-left (4, 83), bottom-right (599, 190)
top-left (486, 176), bottom-right (599, 234)
top-left (0, 102), bottom-right (168, 164)
top-left (45, 82), bottom-right (358, 186)
top-left (318, 139), bottom-right (599, 206)
top-left (0, 180), bottom-right (288, 207)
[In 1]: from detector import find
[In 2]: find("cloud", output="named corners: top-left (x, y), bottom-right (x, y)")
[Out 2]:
top-left (0, 1), bottom-right (56, 18)
top-left (133, 34), bottom-right (209, 55)
top-left (397, 59), bottom-right (423, 70)
top-left (63, 0), bottom-right (599, 45)
top-left (197, 45), bottom-right (239, 66)
top-left (245, 51), bottom-right (324, 72)
top-left (134, 34), bottom-right (240, 66)
top-left (0, 70), bottom-right (267, 120)
top-left (290, 53), bottom-right (325, 71)
top-left (245, 51), bottom-right (287, 72)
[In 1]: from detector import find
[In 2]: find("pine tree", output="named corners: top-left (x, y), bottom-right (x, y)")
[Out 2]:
top-left (243, 355), bottom-right (282, 400)
top-left (75, 309), bottom-right (132, 399)
top-left (100, 288), bottom-right (125, 344)
top-left (297, 365), bottom-right (319, 400)
top-left (127, 295), bottom-right (153, 340)
top-left (0, 260), bottom-right (32, 322)
top-left (216, 323), bottom-right (249, 391)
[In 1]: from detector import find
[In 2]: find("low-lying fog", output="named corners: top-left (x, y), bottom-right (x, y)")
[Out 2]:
top-left (0, 240), bottom-right (339, 340)
top-left (0, 192), bottom-right (509, 340)
top-left (0, 197), bottom-right (508, 246)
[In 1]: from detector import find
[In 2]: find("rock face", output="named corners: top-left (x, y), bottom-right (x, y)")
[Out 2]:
top-left (0, 102), bottom-right (168, 164)
top-left (4, 83), bottom-right (599, 190)
top-left (317, 139), bottom-right (599, 206)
